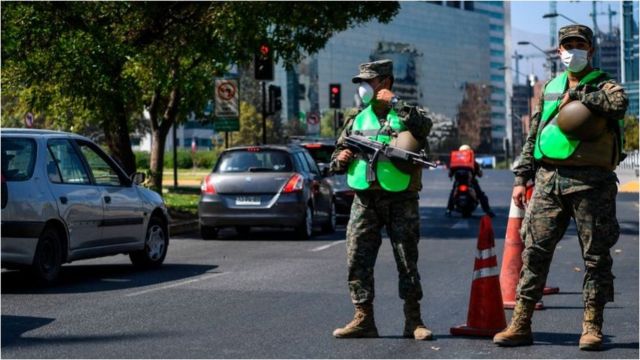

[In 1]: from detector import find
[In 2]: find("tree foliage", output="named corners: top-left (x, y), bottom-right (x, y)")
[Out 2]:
top-left (623, 114), bottom-right (639, 151)
top-left (2, 2), bottom-right (400, 191)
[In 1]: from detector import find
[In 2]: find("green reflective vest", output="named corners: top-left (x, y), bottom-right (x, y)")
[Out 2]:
top-left (534, 70), bottom-right (624, 165)
top-left (347, 105), bottom-right (411, 192)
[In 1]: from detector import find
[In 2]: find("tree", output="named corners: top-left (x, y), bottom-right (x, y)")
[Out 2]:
top-left (457, 83), bottom-right (492, 153)
top-left (2, 2), bottom-right (400, 191)
top-left (623, 115), bottom-right (639, 152)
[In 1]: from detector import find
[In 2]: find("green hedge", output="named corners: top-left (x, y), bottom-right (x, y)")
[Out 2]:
top-left (135, 150), bottom-right (220, 170)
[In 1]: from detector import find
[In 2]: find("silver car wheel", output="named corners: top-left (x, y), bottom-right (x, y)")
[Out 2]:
top-left (146, 225), bottom-right (165, 261)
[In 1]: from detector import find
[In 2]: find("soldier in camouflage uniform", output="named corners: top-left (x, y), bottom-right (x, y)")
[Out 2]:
top-left (494, 25), bottom-right (628, 351)
top-left (330, 59), bottom-right (434, 340)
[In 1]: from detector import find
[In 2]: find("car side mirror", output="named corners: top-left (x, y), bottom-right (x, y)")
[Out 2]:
top-left (131, 172), bottom-right (146, 185)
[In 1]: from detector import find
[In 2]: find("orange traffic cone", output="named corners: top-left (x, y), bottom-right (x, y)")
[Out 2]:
top-left (450, 215), bottom-right (507, 337)
top-left (499, 198), bottom-right (544, 310)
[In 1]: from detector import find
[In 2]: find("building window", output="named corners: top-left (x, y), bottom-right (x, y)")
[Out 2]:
top-left (490, 50), bottom-right (505, 57)
top-left (446, 1), bottom-right (461, 8)
top-left (490, 24), bottom-right (504, 32)
top-left (491, 74), bottom-right (504, 82)
top-left (490, 37), bottom-right (504, 45)
top-left (464, 1), bottom-right (474, 11)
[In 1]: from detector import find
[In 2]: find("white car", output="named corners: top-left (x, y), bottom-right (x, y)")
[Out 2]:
top-left (1, 129), bottom-right (170, 284)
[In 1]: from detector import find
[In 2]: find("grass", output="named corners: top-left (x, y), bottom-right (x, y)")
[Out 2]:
top-left (162, 187), bottom-right (200, 220)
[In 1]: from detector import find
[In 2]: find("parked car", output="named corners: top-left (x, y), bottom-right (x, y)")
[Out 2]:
top-left (1, 129), bottom-right (170, 284)
top-left (290, 137), bottom-right (354, 222)
top-left (198, 144), bottom-right (336, 239)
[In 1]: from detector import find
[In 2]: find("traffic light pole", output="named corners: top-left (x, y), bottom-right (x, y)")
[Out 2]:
top-left (334, 109), bottom-right (338, 137)
top-left (262, 81), bottom-right (267, 145)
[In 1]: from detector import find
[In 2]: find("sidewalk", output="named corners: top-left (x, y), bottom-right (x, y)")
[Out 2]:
top-left (616, 168), bottom-right (639, 193)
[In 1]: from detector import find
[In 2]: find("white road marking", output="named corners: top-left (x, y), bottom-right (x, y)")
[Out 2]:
top-left (451, 220), bottom-right (469, 229)
top-left (125, 272), bottom-right (228, 297)
top-left (310, 240), bottom-right (345, 252)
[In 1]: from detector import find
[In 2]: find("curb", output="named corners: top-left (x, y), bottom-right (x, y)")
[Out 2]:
top-left (619, 180), bottom-right (639, 193)
top-left (169, 220), bottom-right (199, 236)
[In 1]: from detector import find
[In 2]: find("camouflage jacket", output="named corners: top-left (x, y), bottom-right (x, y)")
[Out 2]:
top-left (329, 101), bottom-right (433, 192)
top-left (513, 74), bottom-right (628, 193)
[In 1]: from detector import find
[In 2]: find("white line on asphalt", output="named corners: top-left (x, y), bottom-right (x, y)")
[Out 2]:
top-left (125, 272), bottom-right (229, 297)
top-left (310, 240), bottom-right (345, 252)
top-left (451, 220), bottom-right (469, 229)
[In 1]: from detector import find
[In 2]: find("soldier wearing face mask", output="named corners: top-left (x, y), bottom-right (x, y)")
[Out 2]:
top-left (494, 25), bottom-right (628, 351)
top-left (329, 59), bottom-right (434, 340)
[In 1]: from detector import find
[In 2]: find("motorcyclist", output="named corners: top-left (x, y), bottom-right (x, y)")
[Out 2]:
top-left (446, 145), bottom-right (495, 218)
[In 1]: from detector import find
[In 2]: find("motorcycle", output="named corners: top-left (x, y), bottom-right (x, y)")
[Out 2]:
top-left (450, 168), bottom-right (478, 218)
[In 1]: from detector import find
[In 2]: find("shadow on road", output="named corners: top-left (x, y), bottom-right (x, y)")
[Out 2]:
top-left (1, 315), bottom-right (55, 348)
top-left (1, 263), bottom-right (217, 295)
top-left (1, 313), bottom-right (174, 349)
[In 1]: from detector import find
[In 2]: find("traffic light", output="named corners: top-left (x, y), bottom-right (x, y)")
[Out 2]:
top-left (268, 85), bottom-right (282, 114)
top-left (329, 83), bottom-right (341, 109)
top-left (254, 42), bottom-right (274, 81)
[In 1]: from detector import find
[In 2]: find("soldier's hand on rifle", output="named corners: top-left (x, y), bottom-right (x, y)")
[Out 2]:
top-left (376, 89), bottom-right (395, 106)
top-left (337, 149), bottom-right (354, 165)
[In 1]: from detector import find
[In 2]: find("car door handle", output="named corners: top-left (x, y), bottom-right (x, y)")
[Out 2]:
top-left (104, 196), bottom-right (111, 204)
top-left (59, 196), bottom-right (68, 204)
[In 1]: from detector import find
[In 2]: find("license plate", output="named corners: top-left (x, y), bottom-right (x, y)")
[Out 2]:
top-left (235, 196), bottom-right (261, 206)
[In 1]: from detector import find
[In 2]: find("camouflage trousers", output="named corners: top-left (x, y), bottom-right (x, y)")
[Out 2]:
top-left (345, 190), bottom-right (422, 304)
top-left (516, 177), bottom-right (619, 305)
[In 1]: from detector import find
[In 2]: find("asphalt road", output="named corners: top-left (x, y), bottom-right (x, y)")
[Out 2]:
top-left (2, 170), bottom-right (638, 358)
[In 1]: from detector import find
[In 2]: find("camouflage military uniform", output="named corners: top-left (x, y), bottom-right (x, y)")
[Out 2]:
top-left (513, 41), bottom-right (628, 306)
top-left (330, 61), bottom-right (432, 305)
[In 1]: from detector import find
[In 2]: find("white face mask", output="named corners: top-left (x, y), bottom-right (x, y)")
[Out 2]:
top-left (358, 82), bottom-right (375, 105)
top-left (561, 49), bottom-right (589, 72)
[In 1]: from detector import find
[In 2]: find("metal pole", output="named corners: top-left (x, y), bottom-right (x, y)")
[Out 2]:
top-left (173, 124), bottom-right (178, 189)
top-left (225, 131), bottom-right (229, 149)
top-left (333, 109), bottom-right (338, 137)
top-left (262, 81), bottom-right (267, 145)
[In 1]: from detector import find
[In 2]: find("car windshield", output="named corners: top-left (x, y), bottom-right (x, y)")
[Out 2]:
top-left (215, 149), bottom-right (293, 173)
top-left (1, 137), bottom-right (37, 181)
top-left (303, 145), bottom-right (334, 164)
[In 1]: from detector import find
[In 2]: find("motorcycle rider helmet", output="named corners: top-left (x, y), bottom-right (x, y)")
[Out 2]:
top-left (459, 144), bottom-right (472, 151)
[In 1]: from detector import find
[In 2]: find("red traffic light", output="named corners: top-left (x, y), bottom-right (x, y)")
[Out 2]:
top-left (331, 86), bottom-right (340, 95)
top-left (260, 44), bottom-right (270, 56)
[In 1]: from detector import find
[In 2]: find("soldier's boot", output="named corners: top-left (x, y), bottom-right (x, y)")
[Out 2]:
top-left (403, 299), bottom-right (433, 340)
top-left (579, 302), bottom-right (604, 351)
top-left (333, 303), bottom-right (379, 338)
top-left (493, 299), bottom-right (535, 347)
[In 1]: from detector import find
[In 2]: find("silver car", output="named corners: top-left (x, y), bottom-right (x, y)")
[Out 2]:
top-left (1, 129), bottom-right (170, 284)
top-left (198, 145), bottom-right (336, 240)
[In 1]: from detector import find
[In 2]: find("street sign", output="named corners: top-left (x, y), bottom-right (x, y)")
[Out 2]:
top-left (214, 79), bottom-right (239, 118)
top-left (214, 118), bottom-right (240, 132)
top-left (24, 112), bottom-right (33, 128)
top-left (307, 112), bottom-right (320, 135)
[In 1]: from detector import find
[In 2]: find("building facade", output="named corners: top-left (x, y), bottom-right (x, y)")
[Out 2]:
top-left (273, 1), bottom-right (508, 153)
top-left (621, 0), bottom-right (639, 116)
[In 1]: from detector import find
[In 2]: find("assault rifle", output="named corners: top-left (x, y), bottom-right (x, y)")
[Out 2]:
top-left (345, 134), bottom-right (436, 183)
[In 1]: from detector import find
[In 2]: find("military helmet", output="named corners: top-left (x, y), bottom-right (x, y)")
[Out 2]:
top-left (389, 131), bottom-right (423, 173)
top-left (557, 101), bottom-right (606, 141)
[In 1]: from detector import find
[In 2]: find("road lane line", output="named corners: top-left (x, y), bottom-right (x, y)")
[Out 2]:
top-left (451, 220), bottom-right (469, 229)
top-left (126, 272), bottom-right (228, 297)
top-left (310, 240), bottom-right (345, 252)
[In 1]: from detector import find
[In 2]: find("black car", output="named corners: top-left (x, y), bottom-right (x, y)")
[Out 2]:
top-left (290, 137), bottom-right (354, 222)
top-left (198, 145), bottom-right (336, 239)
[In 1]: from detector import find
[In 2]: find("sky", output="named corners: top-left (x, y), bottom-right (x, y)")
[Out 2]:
top-left (510, 0), bottom-right (623, 82)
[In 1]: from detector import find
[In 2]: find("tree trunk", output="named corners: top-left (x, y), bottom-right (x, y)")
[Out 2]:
top-left (104, 112), bottom-right (136, 176)
top-left (149, 129), bottom-right (168, 193)
top-left (148, 86), bottom-right (180, 192)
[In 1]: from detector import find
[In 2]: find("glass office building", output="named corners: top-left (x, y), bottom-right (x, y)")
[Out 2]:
top-left (621, 0), bottom-right (639, 116)
top-left (274, 1), bottom-right (508, 152)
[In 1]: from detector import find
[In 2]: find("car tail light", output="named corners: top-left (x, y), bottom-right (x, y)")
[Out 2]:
top-left (304, 143), bottom-right (323, 149)
top-left (201, 174), bottom-right (217, 195)
top-left (458, 184), bottom-right (468, 192)
top-left (282, 173), bottom-right (304, 193)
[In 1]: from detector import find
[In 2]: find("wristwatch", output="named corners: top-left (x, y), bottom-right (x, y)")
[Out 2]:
top-left (390, 96), bottom-right (400, 109)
